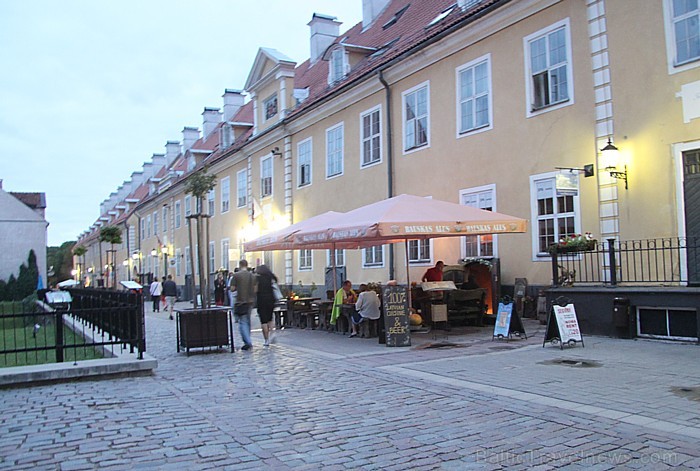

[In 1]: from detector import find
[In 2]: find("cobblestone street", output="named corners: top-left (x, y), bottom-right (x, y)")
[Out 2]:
top-left (1, 306), bottom-right (699, 470)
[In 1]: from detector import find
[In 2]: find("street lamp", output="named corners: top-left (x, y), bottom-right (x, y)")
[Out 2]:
top-left (601, 138), bottom-right (628, 190)
top-left (162, 246), bottom-right (169, 277)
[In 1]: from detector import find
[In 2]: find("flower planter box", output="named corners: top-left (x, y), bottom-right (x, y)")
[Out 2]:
top-left (176, 307), bottom-right (233, 355)
top-left (549, 241), bottom-right (597, 254)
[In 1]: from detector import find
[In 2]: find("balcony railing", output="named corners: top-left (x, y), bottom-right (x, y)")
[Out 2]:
top-left (551, 237), bottom-right (700, 287)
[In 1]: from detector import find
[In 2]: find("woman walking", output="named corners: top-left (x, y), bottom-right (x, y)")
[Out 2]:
top-left (255, 264), bottom-right (278, 347)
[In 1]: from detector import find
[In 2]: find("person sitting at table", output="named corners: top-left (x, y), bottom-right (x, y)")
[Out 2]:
top-left (350, 284), bottom-right (381, 338)
top-left (330, 280), bottom-right (356, 325)
top-left (422, 261), bottom-right (444, 282)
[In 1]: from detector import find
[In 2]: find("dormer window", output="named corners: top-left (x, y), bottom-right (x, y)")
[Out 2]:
top-left (264, 94), bottom-right (278, 120)
top-left (329, 47), bottom-right (347, 84)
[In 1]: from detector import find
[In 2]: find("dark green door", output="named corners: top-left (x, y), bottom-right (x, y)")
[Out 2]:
top-left (683, 150), bottom-right (700, 286)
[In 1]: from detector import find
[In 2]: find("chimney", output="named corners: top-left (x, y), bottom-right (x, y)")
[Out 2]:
top-left (164, 140), bottom-right (181, 166)
top-left (181, 128), bottom-right (199, 152)
top-left (130, 170), bottom-right (145, 188)
top-left (308, 13), bottom-right (341, 64)
top-left (202, 107), bottom-right (222, 138)
top-left (363, 0), bottom-right (391, 29)
top-left (223, 89), bottom-right (245, 121)
top-left (151, 153), bottom-right (167, 172)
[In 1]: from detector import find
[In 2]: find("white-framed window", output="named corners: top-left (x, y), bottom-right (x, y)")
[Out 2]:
top-left (299, 249), bottom-right (313, 270)
top-left (220, 177), bottom-right (230, 213)
top-left (261, 156), bottom-right (273, 198)
top-left (360, 106), bottom-right (382, 167)
top-left (402, 81), bottom-right (430, 152)
top-left (408, 239), bottom-right (431, 264)
top-left (327, 249), bottom-right (345, 267)
top-left (264, 93), bottom-right (278, 120)
top-left (185, 246), bottom-right (191, 275)
top-left (664, 0), bottom-right (700, 73)
top-left (530, 172), bottom-right (581, 258)
top-left (209, 241), bottom-right (215, 272)
top-left (153, 211), bottom-right (158, 235)
top-left (146, 215), bottom-right (152, 238)
top-left (175, 200), bottom-right (181, 228)
top-left (175, 248), bottom-right (182, 277)
top-left (221, 239), bottom-right (230, 271)
top-left (207, 189), bottom-right (215, 216)
top-left (524, 19), bottom-right (573, 116)
top-left (457, 54), bottom-right (492, 136)
top-left (363, 245), bottom-right (384, 268)
top-left (140, 219), bottom-right (145, 240)
top-left (184, 195), bottom-right (192, 217)
top-left (162, 206), bottom-right (168, 234)
top-left (460, 185), bottom-right (496, 259)
top-left (297, 138), bottom-right (313, 187)
top-left (237, 169), bottom-right (248, 208)
top-left (326, 123), bottom-right (344, 178)
top-left (146, 255), bottom-right (151, 277)
top-left (329, 47), bottom-right (347, 84)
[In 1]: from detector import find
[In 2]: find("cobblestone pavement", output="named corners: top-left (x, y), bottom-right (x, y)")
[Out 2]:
top-left (1, 304), bottom-right (699, 470)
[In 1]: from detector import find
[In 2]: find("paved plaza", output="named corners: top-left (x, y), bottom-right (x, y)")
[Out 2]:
top-left (1, 303), bottom-right (700, 470)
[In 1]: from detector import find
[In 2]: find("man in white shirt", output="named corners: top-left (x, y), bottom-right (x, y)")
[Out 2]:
top-left (350, 284), bottom-right (381, 338)
top-left (149, 278), bottom-right (163, 312)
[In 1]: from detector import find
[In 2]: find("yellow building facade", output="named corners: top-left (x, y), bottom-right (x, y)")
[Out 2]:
top-left (76, 0), bottom-right (700, 299)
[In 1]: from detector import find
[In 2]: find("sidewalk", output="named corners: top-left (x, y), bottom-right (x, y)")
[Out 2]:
top-left (1, 303), bottom-right (699, 469)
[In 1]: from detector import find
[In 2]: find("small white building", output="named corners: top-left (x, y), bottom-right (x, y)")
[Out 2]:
top-left (0, 180), bottom-right (48, 284)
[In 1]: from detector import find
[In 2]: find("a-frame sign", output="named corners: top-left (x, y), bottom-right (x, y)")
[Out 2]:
top-left (543, 297), bottom-right (584, 349)
top-left (493, 298), bottom-right (527, 340)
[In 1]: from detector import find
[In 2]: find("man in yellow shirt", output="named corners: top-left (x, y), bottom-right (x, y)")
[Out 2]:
top-left (331, 280), bottom-right (356, 325)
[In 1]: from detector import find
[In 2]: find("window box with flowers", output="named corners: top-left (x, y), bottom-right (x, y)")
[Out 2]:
top-left (548, 233), bottom-right (597, 254)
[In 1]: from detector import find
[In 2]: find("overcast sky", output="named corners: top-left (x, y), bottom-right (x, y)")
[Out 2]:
top-left (0, 1), bottom-right (362, 246)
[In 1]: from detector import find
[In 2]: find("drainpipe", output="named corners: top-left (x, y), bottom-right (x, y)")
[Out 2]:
top-left (379, 70), bottom-right (395, 280)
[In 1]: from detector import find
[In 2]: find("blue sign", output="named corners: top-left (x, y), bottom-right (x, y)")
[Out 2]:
top-left (493, 302), bottom-right (513, 338)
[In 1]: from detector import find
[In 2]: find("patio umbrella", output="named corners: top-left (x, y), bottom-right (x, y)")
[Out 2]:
top-left (57, 279), bottom-right (79, 288)
top-left (294, 194), bottom-right (527, 245)
top-left (244, 211), bottom-right (345, 252)
top-left (292, 194), bottom-right (528, 306)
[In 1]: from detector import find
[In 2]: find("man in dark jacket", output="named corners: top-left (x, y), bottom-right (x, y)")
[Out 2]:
top-left (162, 275), bottom-right (178, 320)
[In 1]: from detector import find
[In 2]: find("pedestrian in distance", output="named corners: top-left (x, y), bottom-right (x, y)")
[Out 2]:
top-left (149, 277), bottom-right (162, 312)
top-left (229, 260), bottom-right (256, 351)
top-left (162, 274), bottom-right (178, 320)
top-left (255, 264), bottom-right (278, 347)
top-left (214, 272), bottom-right (226, 306)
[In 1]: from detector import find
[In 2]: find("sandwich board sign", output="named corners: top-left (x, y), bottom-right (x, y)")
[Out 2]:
top-left (493, 301), bottom-right (527, 340)
top-left (543, 302), bottom-right (584, 349)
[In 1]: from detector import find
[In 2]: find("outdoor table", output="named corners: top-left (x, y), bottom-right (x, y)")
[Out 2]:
top-left (286, 297), bottom-right (320, 328)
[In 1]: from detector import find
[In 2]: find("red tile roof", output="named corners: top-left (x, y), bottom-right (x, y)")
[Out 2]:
top-left (10, 192), bottom-right (46, 210)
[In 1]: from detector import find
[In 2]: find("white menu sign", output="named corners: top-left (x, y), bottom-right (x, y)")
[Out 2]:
top-left (552, 304), bottom-right (582, 344)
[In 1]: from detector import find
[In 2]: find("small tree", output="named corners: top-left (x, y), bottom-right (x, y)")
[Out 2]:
top-left (185, 167), bottom-right (216, 308)
top-left (73, 245), bottom-right (87, 285)
top-left (99, 226), bottom-right (122, 289)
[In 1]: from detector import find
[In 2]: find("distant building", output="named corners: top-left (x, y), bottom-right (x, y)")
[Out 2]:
top-left (0, 180), bottom-right (48, 284)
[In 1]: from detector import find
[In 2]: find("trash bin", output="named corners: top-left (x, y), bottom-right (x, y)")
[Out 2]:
top-left (612, 297), bottom-right (630, 328)
top-left (613, 297), bottom-right (632, 339)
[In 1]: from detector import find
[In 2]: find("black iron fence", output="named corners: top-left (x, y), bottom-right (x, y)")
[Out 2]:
top-left (551, 237), bottom-right (700, 287)
top-left (0, 288), bottom-right (145, 367)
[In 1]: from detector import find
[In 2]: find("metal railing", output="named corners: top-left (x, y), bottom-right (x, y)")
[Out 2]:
top-left (0, 288), bottom-right (145, 367)
top-left (551, 237), bottom-right (700, 287)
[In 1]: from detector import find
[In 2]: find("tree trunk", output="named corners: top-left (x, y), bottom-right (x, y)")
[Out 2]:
top-left (187, 215), bottom-right (198, 308)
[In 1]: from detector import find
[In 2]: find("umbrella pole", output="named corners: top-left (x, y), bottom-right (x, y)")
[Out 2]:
top-left (332, 242), bottom-right (337, 294)
top-left (404, 239), bottom-right (412, 310)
